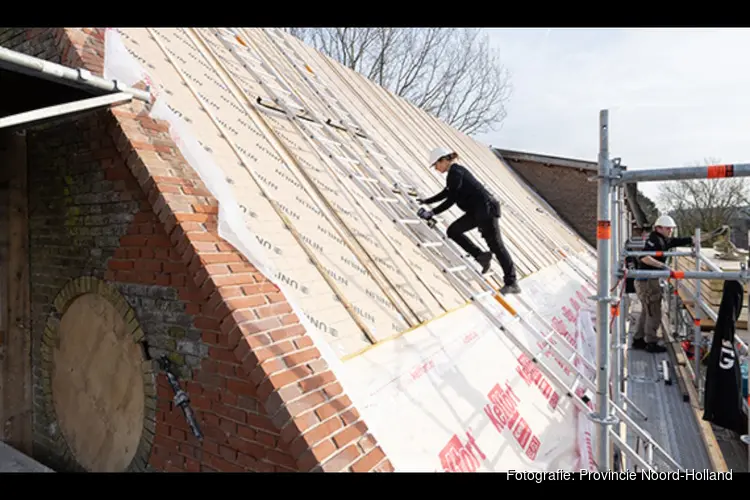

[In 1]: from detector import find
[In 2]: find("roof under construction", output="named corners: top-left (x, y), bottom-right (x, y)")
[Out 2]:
top-left (106, 27), bottom-right (592, 359)
top-left (0, 27), bottom-right (740, 474)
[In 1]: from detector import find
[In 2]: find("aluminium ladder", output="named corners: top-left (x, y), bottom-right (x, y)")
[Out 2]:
top-left (262, 27), bottom-right (598, 293)
top-left (196, 28), bottom-right (441, 324)
top-left (204, 27), bottom-right (496, 307)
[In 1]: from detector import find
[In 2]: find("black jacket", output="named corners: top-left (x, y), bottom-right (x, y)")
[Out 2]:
top-left (422, 163), bottom-right (498, 218)
top-left (637, 230), bottom-right (693, 271)
top-left (703, 280), bottom-right (746, 434)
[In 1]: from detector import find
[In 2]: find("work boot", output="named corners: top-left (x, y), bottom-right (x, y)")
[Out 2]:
top-left (476, 252), bottom-right (492, 274)
top-left (645, 342), bottom-right (667, 353)
top-left (500, 282), bottom-right (521, 295)
top-left (631, 338), bottom-right (646, 350)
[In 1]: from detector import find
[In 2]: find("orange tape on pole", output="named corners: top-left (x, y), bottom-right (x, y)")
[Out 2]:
top-left (597, 220), bottom-right (611, 240)
top-left (694, 319), bottom-right (701, 327)
top-left (654, 251), bottom-right (663, 257)
top-left (611, 304), bottom-right (620, 317)
top-left (670, 270), bottom-right (685, 279)
top-left (707, 164), bottom-right (734, 178)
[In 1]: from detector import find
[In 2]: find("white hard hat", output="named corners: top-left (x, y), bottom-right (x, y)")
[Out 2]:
top-left (428, 147), bottom-right (454, 166)
top-left (654, 215), bottom-right (677, 228)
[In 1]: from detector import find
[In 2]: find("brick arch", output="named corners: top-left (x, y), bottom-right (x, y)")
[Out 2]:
top-left (31, 27), bottom-right (393, 472)
top-left (40, 276), bottom-right (156, 472)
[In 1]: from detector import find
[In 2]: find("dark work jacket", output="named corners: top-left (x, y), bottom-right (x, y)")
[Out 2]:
top-left (702, 280), bottom-right (746, 434)
top-left (637, 230), bottom-right (692, 272)
top-left (422, 163), bottom-right (499, 218)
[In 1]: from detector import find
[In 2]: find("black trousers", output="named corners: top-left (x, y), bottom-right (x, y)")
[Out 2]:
top-left (446, 205), bottom-right (517, 285)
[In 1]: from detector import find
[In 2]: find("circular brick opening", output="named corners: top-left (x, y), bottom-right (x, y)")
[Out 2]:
top-left (51, 292), bottom-right (146, 472)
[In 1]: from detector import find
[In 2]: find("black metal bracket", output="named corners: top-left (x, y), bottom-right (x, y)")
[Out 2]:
top-left (157, 355), bottom-right (203, 441)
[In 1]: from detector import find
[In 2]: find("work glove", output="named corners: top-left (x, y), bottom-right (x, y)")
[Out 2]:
top-left (417, 207), bottom-right (434, 220)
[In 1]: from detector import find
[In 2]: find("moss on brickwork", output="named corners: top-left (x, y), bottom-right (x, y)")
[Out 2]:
top-left (26, 111), bottom-right (207, 471)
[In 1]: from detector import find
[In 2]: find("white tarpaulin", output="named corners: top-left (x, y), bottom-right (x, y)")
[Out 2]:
top-left (338, 257), bottom-right (600, 472)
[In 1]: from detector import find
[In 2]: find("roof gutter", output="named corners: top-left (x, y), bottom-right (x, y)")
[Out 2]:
top-left (0, 45), bottom-right (151, 103)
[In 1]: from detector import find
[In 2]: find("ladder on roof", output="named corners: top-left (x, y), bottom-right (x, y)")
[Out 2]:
top-left (192, 27), bottom-right (681, 472)
top-left (196, 28), bottom-right (446, 324)
top-left (205, 27), bottom-right (495, 308)
top-left (260, 27), bottom-right (599, 293)
top-left (255, 27), bottom-right (508, 291)
top-left (261, 28), bottom-right (426, 200)
top-left (266, 26), bottom-right (596, 290)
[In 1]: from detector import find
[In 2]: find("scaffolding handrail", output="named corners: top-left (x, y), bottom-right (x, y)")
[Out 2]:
top-left (624, 269), bottom-right (749, 280)
top-left (623, 250), bottom-right (694, 258)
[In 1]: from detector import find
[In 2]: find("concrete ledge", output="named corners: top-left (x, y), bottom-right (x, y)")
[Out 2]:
top-left (0, 442), bottom-right (54, 472)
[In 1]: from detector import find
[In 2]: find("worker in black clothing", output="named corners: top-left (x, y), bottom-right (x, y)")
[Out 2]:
top-left (634, 215), bottom-right (718, 352)
top-left (416, 147), bottom-right (520, 295)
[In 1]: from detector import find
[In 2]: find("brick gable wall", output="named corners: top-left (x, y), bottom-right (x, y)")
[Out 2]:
top-left (1, 27), bottom-right (391, 473)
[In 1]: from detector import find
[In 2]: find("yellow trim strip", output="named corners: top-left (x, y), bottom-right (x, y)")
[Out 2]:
top-left (340, 301), bottom-right (472, 362)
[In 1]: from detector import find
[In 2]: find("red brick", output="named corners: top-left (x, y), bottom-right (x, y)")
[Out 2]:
top-left (299, 372), bottom-right (336, 394)
top-left (212, 401), bottom-right (247, 423)
top-left (300, 416), bottom-right (344, 447)
top-left (194, 204), bottom-right (219, 214)
top-left (266, 449), bottom-right (297, 469)
top-left (265, 365), bottom-right (305, 388)
top-left (297, 440), bottom-right (337, 471)
top-left (294, 336), bottom-right (315, 349)
top-left (120, 234), bottom-right (148, 246)
top-left (282, 347), bottom-right (321, 368)
top-left (247, 413), bottom-right (280, 434)
top-left (318, 444), bottom-right (361, 472)
top-left (195, 317), bottom-right (221, 331)
top-left (207, 454), bottom-right (244, 473)
top-left (208, 346), bottom-right (236, 364)
top-left (226, 378), bottom-right (256, 397)
top-left (141, 259), bottom-right (163, 272)
top-left (332, 421), bottom-right (368, 449)
top-left (350, 446), bottom-right (387, 472)
top-left (175, 213), bottom-right (214, 223)
top-left (108, 259), bottom-right (134, 270)
top-left (256, 303), bottom-right (294, 320)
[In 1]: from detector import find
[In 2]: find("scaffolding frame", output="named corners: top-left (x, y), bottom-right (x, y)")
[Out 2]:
top-left (594, 109), bottom-right (750, 471)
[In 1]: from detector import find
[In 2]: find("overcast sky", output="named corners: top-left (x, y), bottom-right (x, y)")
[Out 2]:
top-left (474, 28), bottom-right (750, 209)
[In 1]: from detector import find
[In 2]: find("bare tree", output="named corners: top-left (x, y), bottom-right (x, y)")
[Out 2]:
top-left (658, 157), bottom-right (750, 236)
top-left (281, 28), bottom-right (512, 136)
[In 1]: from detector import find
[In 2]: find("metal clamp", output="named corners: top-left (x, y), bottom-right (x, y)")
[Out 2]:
top-left (588, 294), bottom-right (619, 304)
top-left (587, 412), bottom-right (620, 426)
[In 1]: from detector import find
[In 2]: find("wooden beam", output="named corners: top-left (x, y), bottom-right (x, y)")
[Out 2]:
top-left (1, 129), bottom-right (31, 455)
